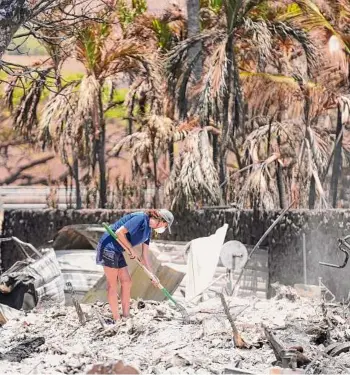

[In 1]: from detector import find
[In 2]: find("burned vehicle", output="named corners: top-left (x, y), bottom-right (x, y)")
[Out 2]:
top-left (0, 237), bottom-right (64, 323)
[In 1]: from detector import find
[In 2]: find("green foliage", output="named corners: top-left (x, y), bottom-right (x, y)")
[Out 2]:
top-left (132, 0), bottom-right (147, 14)
top-left (0, 70), bottom-right (7, 99)
top-left (105, 105), bottom-right (126, 119)
top-left (117, 0), bottom-right (147, 31)
top-left (62, 73), bottom-right (85, 82)
top-left (151, 19), bottom-right (172, 51)
top-left (113, 87), bottom-right (128, 102)
top-left (201, 0), bottom-right (223, 14)
top-left (287, 3), bottom-right (302, 13)
top-left (103, 87), bottom-right (128, 119)
top-left (76, 23), bottom-right (110, 73)
top-left (278, 0), bottom-right (350, 54)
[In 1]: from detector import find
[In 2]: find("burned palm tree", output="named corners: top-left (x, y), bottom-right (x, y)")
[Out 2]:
top-left (111, 114), bottom-right (175, 208)
top-left (165, 124), bottom-right (221, 211)
top-left (39, 81), bottom-right (83, 207)
top-left (167, 0), bottom-right (320, 203)
top-left (279, 0), bottom-right (350, 208)
top-left (4, 2), bottom-right (82, 205)
top-left (122, 4), bottom-right (187, 171)
top-left (235, 119), bottom-right (330, 209)
top-left (37, 11), bottom-right (152, 208)
top-left (230, 71), bottom-right (350, 209)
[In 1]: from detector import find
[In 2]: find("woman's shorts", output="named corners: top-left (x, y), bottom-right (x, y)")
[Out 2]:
top-left (99, 248), bottom-right (127, 269)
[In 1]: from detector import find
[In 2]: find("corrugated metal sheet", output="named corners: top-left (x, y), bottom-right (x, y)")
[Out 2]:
top-left (0, 245), bottom-right (65, 307)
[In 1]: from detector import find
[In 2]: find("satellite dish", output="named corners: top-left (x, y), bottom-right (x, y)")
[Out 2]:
top-left (220, 240), bottom-right (248, 272)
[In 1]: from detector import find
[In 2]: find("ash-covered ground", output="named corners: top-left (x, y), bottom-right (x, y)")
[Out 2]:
top-left (1, 287), bottom-right (350, 374)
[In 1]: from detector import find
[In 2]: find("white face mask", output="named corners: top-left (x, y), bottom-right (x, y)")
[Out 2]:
top-left (155, 227), bottom-right (166, 234)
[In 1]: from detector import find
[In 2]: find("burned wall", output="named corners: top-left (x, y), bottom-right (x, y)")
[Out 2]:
top-left (2, 209), bottom-right (350, 299)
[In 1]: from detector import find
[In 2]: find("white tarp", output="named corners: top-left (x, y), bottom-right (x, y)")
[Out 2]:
top-left (185, 224), bottom-right (228, 301)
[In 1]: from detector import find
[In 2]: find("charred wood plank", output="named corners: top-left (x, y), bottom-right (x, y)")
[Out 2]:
top-left (0, 337), bottom-right (44, 362)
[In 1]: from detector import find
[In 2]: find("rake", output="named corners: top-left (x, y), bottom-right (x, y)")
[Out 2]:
top-left (102, 222), bottom-right (189, 323)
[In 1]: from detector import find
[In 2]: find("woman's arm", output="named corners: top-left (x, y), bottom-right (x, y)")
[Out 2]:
top-left (115, 226), bottom-right (138, 259)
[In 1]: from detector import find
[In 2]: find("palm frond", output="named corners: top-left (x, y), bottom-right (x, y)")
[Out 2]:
top-left (102, 39), bottom-right (150, 78)
top-left (268, 21), bottom-right (319, 72)
top-left (338, 96), bottom-right (350, 126)
top-left (237, 157), bottom-right (278, 210)
top-left (241, 120), bottom-right (299, 163)
top-left (305, 137), bottom-right (329, 208)
top-left (279, 0), bottom-right (350, 54)
top-left (124, 75), bottom-right (145, 116)
top-left (111, 132), bottom-right (148, 157)
top-left (39, 82), bottom-right (79, 149)
top-left (75, 21), bottom-right (108, 74)
top-left (72, 75), bottom-right (100, 165)
top-left (124, 3), bottom-right (186, 52)
top-left (241, 71), bottom-right (337, 120)
top-left (12, 68), bottom-right (53, 139)
top-left (310, 0), bottom-right (341, 21)
top-left (111, 114), bottom-right (175, 178)
top-left (173, 117), bottom-right (202, 142)
top-left (124, 56), bottom-right (165, 115)
top-left (166, 30), bottom-right (223, 81)
top-left (190, 40), bottom-right (227, 121)
top-left (75, 75), bottom-right (100, 127)
top-left (305, 125), bottom-right (330, 173)
top-left (243, 18), bottom-right (273, 64)
top-left (165, 128), bottom-right (221, 210)
top-left (4, 75), bottom-right (21, 113)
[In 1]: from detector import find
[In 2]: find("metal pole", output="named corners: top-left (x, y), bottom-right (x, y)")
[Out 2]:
top-left (303, 233), bottom-right (307, 285)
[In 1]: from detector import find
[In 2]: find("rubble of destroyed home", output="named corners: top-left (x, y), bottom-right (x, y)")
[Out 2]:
top-left (0, 220), bottom-right (350, 375)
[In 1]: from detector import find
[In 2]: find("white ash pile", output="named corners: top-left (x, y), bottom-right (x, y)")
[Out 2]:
top-left (0, 287), bottom-right (350, 375)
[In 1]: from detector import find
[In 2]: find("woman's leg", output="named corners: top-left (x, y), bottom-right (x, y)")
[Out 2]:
top-left (103, 266), bottom-right (120, 321)
top-left (118, 266), bottom-right (132, 317)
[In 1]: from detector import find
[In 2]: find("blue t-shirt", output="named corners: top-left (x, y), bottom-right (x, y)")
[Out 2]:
top-left (98, 212), bottom-right (151, 253)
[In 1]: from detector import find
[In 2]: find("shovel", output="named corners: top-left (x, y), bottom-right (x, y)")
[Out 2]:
top-left (102, 222), bottom-right (189, 322)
